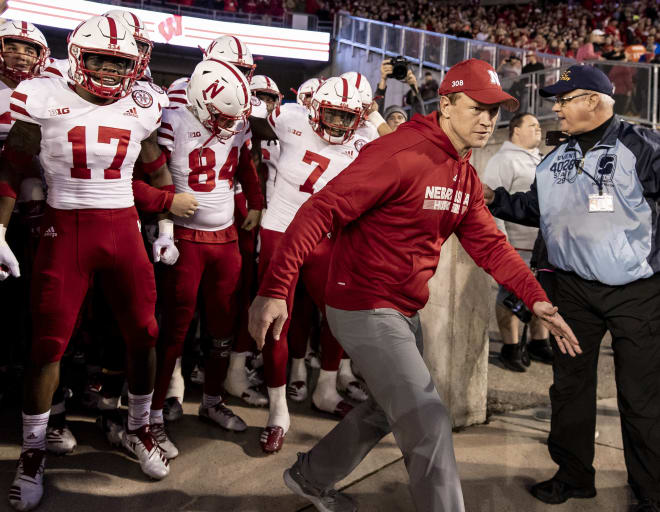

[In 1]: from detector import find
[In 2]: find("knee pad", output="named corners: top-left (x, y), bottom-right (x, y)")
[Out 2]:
top-left (31, 337), bottom-right (66, 366)
top-left (130, 318), bottom-right (159, 350)
top-left (203, 336), bottom-right (233, 359)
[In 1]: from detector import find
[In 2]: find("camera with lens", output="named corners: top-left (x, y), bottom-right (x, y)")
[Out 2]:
top-left (502, 291), bottom-right (532, 324)
top-left (387, 56), bottom-right (410, 81)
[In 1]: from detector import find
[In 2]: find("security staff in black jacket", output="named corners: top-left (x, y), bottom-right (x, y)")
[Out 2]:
top-left (483, 66), bottom-right (660, 512)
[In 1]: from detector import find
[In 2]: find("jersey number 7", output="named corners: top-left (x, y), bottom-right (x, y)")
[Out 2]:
top-left (299, 150), bottom-right (330, 194)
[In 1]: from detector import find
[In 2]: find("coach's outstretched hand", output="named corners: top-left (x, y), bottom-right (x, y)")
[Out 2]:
top-left (249, 295), bottom-right (287, 350)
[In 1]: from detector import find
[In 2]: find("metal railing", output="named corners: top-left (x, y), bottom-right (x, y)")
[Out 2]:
top-left (98, 0), bottom-right (332, 32)
top-left (333, 13), bottom-right (575, 80)
top-left (334, 14), bottom-right (660, 129)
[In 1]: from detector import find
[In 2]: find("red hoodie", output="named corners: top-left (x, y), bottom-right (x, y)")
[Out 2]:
top-left (258, 111), bottom-right (549, 316)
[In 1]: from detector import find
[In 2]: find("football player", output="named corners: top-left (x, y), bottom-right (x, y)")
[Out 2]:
top-left (148, 59), bottom-right (264, 458)
top-left (0, 16), bottom-right (175, 510)
top-left (249, 77), bottom-right (375, 453)
top-left (294, 77), bottom-right (322, 108)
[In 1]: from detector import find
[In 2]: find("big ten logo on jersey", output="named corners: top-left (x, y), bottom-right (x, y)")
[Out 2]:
top-left (423, 185), bottom-right (470, 215)
top-left (158, 15), bottom-right (182, 43)
top-left (288, 127), bottom-right (302, 136)
top-left (49, 107), bottom-right (70, 116)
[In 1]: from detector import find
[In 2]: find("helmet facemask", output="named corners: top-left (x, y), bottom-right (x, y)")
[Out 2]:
top-left (0, 37), bottom-right (48, 83)
top-left (314, 103), bottom-right (360, 144)
top-left (71, 47), bottom-right (138, 99)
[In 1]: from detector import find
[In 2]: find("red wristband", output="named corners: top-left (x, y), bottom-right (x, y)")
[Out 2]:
top-left (0, 181), bottom-right (17, 199)
top-left (141, 151), bottom-right (167, 174)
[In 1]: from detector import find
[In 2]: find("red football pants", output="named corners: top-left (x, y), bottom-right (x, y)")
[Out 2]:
top-left (153, 238), bottom-right (242, 410)
top-left (258, 228), bottom-right (344, 388)
top-left (233, 199), bottom-right (258, 353)
top-left (30, 206), bottom-right (158, 366)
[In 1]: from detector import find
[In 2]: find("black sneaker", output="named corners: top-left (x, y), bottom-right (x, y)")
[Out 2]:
top-left (499, 344), bottom-right (527, 372)
top-left (632, 497), bottom-right (660, 512)
top-left (529, 338), bottom-right (554, 364)
top-left (530, 477), bottom-right (596, 504)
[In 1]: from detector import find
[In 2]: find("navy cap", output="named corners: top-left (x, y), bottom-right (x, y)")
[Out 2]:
top-left (539, 65), bottom-right (614, 98)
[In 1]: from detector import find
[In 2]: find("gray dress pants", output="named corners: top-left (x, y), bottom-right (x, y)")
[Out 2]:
top-left (299, 306), bottom-right (465, 512)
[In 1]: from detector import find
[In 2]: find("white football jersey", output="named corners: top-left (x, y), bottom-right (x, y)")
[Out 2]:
top-left (158, 106), bottom-right (250, 232)
top-left (42, 57), bottom-right (69, 80)
top-left (11, 76), bottom-right (161, 209)
top-left (250, 95), bottom-right (268, 118)
top-left (260, 103), bottom-right (370, 233)
top-left (0, 80), bottom-right (13, 142)
top-left (261, 139), bottom-right (280, 205)
top-left (167, 76), bottom-right (189, 106)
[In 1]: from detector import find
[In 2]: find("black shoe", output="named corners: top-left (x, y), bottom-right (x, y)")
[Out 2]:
top-left (529, 338), bottom-right (554, 364)
top-left (499, 344), bottom-right (527, 372)
top-left (530, 477), bottom-right (596, 504)
top-left (632, 497), bottom-right (660, 511)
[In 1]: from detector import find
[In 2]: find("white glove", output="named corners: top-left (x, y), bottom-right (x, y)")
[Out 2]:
top-left (152, 219), bottom-right (179, 265)
top-left (0, 225), bottom-right (20, 280)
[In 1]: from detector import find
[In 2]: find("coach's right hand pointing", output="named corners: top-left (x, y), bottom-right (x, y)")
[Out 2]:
top-left (249, 295), bottom-right (288, 350)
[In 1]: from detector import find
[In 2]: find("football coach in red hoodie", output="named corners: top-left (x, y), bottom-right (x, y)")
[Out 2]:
top-left (249, 59), bottom-right (580, 512)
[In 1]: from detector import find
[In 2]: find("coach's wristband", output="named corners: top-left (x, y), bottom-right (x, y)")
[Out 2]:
top-left (367, 110), bottom-right (386, 127)
top-left (158, 218), bottom-right (174, 239)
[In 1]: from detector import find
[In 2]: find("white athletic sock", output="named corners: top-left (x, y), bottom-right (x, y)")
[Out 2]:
top-left (127, 391), bottom-right (152, 432)
top-left (266, 385), bottom-right (290, 433)
top-left (202, 393), bottom-right (222, 409)
top-left (225, 352), bottom-right (250, 391)
top-left (289, 357), bottom-right (307, 383)
top-left (165, 356), bottom-right (185, 403)
top-left (313, 370), bottom-right (343, 411)
top-left (150, 408), bottom-right (164, 425)
top-left (22, 411), bottom-right (49, 451)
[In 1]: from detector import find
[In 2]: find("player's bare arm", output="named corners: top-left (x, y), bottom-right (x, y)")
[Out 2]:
top-left (249, 116), bottom-right (277, 141)
top-left (0, 120), bottom-right (41, 226)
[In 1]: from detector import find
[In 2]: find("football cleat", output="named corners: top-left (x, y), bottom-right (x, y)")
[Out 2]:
top-left (121, 425), bottom-right (170, 480)
top-left (190, 365), bottom-right (205, 385)
top-left (287, 381), bottom-right (308, 403)
top-left (260, 426), bottom-right (285, 454)
top-left (96, 413), bottom-right (125, 448)
top-left (8, 449), bottom-right (45, 511)
top-left (46, 426), bottom-right (77, 455)
top-left (337, 378), bottom-right (368, 402)
top-left (163, 397), bottom-right (183, 422)
top-left (199, 403), bottom-right (247, 432)
top-left (150, 422), bottom-right (179, 459)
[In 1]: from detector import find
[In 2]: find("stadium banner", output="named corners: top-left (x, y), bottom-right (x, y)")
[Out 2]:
top-left (4, 0), bottom-right (330, 61)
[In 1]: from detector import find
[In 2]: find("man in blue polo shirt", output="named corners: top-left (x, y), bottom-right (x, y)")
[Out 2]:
top-left (484, 65), bottom-right (660, 512)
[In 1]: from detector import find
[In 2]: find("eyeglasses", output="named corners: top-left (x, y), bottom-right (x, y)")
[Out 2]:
top-left (553, 92), bottom-right (591, 107)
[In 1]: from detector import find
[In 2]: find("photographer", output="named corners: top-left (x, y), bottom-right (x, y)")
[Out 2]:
top-left (375, 57), bottom-right (430, 116)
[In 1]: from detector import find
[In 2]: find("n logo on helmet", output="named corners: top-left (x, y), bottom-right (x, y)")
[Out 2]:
top-left (487, 70), bottom-right (501, 86)
top-left (203, 80), bottom-right (225, 100)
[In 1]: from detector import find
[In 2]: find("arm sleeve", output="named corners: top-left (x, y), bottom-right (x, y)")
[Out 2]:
top-left (236, 140), bottom-right (264, 210)
top-left (132, 160), bottom-right (174, 213)
top-left (456, 186), bottom-right (549, 310)
top-left (258, 142), bottom-right (401, 299)
top-left (375, 85), bottom-right (386, 113)
top-left (488, 178), bottom-right (541, 227)
top-left (156, 119), bottom-right (175, 152)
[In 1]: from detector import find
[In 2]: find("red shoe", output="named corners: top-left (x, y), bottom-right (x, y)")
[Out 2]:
top-left (260, 426), bottom-right (285, 454)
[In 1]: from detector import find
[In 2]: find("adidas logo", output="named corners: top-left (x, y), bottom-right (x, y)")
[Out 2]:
top-left (124, 107), bottom-right (139, 118)
top-left (43, 226), bottom-right (57, 238)
top-left (27, 433), bottom-right (36, 439)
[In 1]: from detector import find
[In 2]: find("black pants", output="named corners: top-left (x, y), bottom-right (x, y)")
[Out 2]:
top-left (549, 271), bottom-right (660, 500)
